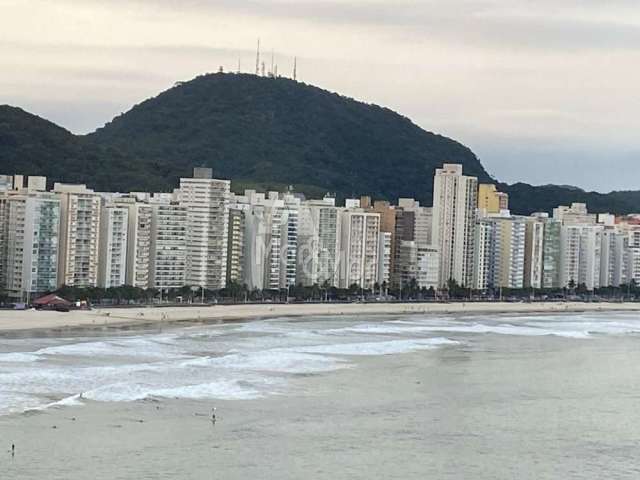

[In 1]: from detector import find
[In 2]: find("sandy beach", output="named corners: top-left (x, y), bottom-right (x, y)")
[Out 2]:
top-left (1, 301), bottom-right (639, 333)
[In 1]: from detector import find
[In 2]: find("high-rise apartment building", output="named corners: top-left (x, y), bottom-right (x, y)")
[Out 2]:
top-left (377, 231), bottom-right (392, 286)
top-left (4, 178), bottom-right (60, 300)
top-left (560, 225), bottom-right (604, 290)
top-left (390, 207), bottom-right (415, 288)
top-left (98, 202), bottom-right (129, 288)
top-left (297, 196), bottom-right (342, 287)
top-left (178, 168), bottom-right (230, 290)
top-left (114, 197), bottom-right (153, 289)
top-left (524, 217), bottom-right (545, 289)
top-left (600, 228), bottom-right (626, 287)
top-left (338, 210), bottom-right (380, 289)
top-left (535, 215), bottom-right (562, 289)
top-left (0, 191), bottom-right (10, 290)
top-left (54, 183), bottom-right (102, 288)
top-left (226, 208), bottom-right (245, 285)
top-left (233, 190), bottom-right (300, 290)
top-left (621, 224), bottom-right (640, 285)
top-left (149, 196), bottom-right (188, 290)
top-left (473, 215), bottom-right (526, 290)
top-left (432, 164), bottom-right (478, 288)
top-left (280, 193), bottom-right (300, 288)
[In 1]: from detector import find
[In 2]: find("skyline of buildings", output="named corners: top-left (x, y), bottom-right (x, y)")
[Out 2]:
top-left (1, 165), bottom-right (640, 302)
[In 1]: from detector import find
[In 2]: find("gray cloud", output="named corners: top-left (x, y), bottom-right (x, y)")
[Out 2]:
top-left (77, 0), bottom-right (640, 52)
top-left (3, 0), bottom-right (640, 192)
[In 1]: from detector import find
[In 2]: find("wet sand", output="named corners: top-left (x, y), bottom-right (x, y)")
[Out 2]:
top-left (1, 301), bottom-right (639, 333)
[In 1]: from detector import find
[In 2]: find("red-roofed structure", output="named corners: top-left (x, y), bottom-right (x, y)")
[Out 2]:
top-left (32, 294), bottom-right (72, 308)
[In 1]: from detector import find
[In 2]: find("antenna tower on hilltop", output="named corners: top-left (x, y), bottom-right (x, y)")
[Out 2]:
top-left (255, 38), bottom-right (261, 75)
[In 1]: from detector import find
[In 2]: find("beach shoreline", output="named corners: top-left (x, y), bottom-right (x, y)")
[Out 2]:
top-left (1, 301), bottom-right (639, 335)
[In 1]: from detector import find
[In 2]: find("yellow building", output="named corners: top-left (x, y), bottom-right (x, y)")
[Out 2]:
top-left (478, 184), bottom-right (509, 214)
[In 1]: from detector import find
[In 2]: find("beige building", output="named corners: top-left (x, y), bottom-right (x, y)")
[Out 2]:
top-left (553, 203), bottom-right (597, 226)
top-left (478, 184), bottom-right (509, 215)
top-left (226, 208), bottom-right (245, 285)
top-left (54, 183), bottom-right (102, 288)
top-left (397, 198), bottom-right (433, 246)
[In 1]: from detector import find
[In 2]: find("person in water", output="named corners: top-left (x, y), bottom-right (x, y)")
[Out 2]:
top-left (211, 407), bottom-right (217, 423)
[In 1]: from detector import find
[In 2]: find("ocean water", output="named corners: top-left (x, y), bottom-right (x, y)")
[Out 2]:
top-left (2, 312), bottom-right (640, 479)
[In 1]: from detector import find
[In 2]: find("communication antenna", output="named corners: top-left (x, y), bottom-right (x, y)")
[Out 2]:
top-left (293, 57), bottom-right (297, 81)
top-left (255, 38), bottom-right (261, 75)
top-left (270, 50), bottom-right (274, 77)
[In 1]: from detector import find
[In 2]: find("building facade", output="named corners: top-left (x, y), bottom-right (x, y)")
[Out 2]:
top-left (98, 203), bottom-right (129, 288)
top-left (179, 168), bottom-right (230, 290)
top-left (54, 183), bottom-right (102, 288)
top-left (339, 210), bottom-right (380, 289)
top-left (5, 184), bottom-right (60, 300)
top-left (149, 198), bottom-right (188, 290)
top-left (432, 164), bottom-right (478, 288)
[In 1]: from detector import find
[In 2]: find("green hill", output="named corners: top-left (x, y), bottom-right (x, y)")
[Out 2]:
top-left (1, 73), bottom-right (638, 214)
top-left (87, 73), bottom-right (492, 200)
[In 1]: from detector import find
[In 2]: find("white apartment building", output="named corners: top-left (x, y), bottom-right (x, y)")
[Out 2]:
top-left (473, 215), bottom-right (526, 290)
top-left (416, 245), bottom-right (440, 290)
top-left (280, 193), bottom-right (300, 288)
top-left (621, 224), bottom-right (640, 285)
top-left (473, 219), bottom-right (494, 291)
top-left (396, 240), bottom-right (440, 290)
top-left (98, 202), bottom-right (129, 288)
top-left (377, 231), bottom-right (392, 286)
top-left (432, 164), bottom-right (478, 288)
top-left (54, 183), bottom-right (102, 288)
top-left (560, 225), bottom-right (604, 290)
top-left (114, 197), bottom-right (153, 289)
top-left (178, 168), bottom-right (230, 290)
top-left (233, 190), bottom-right (300, 291)
top-left (4, 178), bottom-right (60, 300)
top-left (600, 228), bottom-right (626, 287)
top-left (553, 203), bottom-right (597, 226)
top-left (524, 217), bottom-right (545, 289)
top-left (297, 196), bottom-right (341, 287)
top-left (0, 191), bottom-right (9, 290)
top-left (149, 197), bottom-right (188, 290)
top-left (338, 210), bottom-right (380, 289)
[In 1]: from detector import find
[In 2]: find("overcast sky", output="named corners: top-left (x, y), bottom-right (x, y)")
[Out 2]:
top-left (2, 0), bottom-right (639, 192)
